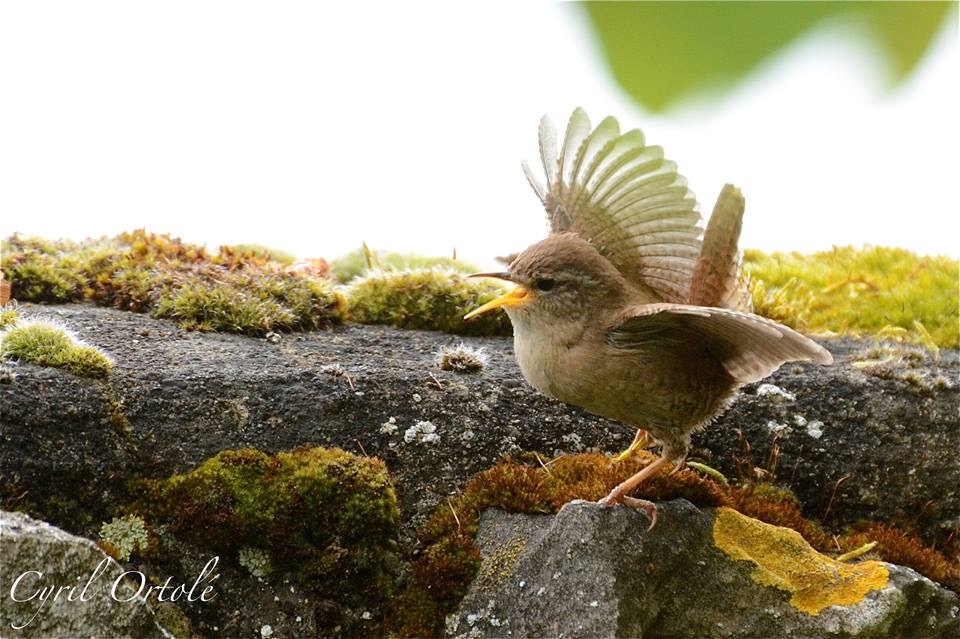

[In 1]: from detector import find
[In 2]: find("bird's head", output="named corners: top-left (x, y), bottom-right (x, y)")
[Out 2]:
top-left (464, 233), bottom-right (629, 325)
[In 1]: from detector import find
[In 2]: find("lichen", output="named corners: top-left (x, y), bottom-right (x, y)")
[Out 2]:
top-left (0, 319), bottom-right (114, 378)
top-left (238, 547), bottom-right (273, 580)
top-left (99, 514), bottom-right (150, 562)
top-left (347, 269), bottom-right (512, 336)
top-left (713, 507), bottom-right (889, 615)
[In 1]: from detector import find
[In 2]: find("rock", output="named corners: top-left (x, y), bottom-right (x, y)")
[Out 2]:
top-left (695, 339), bottom-right (960, 544)
top-left (0, 510), bottom-right (171, 639)
top-left (1, 304), bottom-right (957, 546)
top-left (450, 501), bottom-right (960, 639)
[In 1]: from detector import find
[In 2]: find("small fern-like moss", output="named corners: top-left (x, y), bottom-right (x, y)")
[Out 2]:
top-left (348, 269), bottom-right (512, 336)
top-left (0, 319), bottom-right (114, 378)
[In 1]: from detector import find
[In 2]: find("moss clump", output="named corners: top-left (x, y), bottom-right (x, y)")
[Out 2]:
top-left (744, 246), bottom-right (959, 348)
top-left (839, 522), bottom-right (960, 592)
top-left (330, 246), bottom-right (478, 283)
top-left (99, 514), bottom-right (150, 562)
top-left (0, 305), bottom-right (18, 329)
top-left (0, 319), bottom-right (114, 378)
top-left (2, 231), bottom-right (347, 336)
top-left (436, 343), bottom-right (488, 373)
top-left (136, 446), bottom-right (400, 631)
top-left (348, 269), bottom-right (512, 336)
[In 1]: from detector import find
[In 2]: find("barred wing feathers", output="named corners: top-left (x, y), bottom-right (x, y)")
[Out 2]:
top-left (688, 184), bottom-right (752, 312)
top-left (609, 303), bottom-right (833, 384)
top-left (523, 108), bottom-right (702, 303)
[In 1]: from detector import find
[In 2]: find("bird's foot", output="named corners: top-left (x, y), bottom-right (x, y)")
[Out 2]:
top-left (597, 489), bottom-right (658, 530)
top-left (614, 428), bottom-right (655, 463)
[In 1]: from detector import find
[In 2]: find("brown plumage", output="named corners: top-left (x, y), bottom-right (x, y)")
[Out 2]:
top-left (469, 108), bottom-right (832, 523)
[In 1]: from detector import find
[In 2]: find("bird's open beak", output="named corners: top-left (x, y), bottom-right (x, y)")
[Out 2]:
top-left (463, 272), bottom-right (531, 320)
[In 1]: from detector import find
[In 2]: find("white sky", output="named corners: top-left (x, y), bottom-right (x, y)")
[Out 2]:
top-left (1, 2), bottom-right (957, 268)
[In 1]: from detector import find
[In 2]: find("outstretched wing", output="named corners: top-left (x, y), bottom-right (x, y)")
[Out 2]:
top-left (523, 107), bottom-right (703, 303)
top-left (688, 184), bottom-right (752, 312)
top-left (608, 303), bottom-right (833, 384)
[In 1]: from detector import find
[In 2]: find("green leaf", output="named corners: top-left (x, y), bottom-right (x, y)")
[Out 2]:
top-left (582, 1), bottom-right (954, 112)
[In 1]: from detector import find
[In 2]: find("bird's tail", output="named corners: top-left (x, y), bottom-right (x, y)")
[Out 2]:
top-left (687, 184), bottom-right (751, 311)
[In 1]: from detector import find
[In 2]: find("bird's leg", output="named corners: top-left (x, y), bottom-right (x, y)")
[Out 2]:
top-left (614, 428), bottom-right (655, 463)
top-left (598, 455), bottom-right (671, 529)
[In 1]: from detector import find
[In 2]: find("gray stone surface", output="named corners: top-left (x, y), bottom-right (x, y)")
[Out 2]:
top-left (450, 501), bottom-right (960, 639)
top-left (0, 510), bottom-right (170, 639)
top-left (1, 304), bottom-right (956, 546)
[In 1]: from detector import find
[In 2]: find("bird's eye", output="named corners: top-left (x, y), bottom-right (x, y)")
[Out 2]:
top-left (535, 278), bottom-right (555, 292)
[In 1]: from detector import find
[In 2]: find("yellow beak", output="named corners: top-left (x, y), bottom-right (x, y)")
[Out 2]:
top-left (463, 273), bottom-right (531, 320)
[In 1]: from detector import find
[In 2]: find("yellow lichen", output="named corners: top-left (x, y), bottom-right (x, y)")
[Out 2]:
top-left (473, 536), bottom-right (527, 592)
top-left (712, 507), bottom-right (888, 615)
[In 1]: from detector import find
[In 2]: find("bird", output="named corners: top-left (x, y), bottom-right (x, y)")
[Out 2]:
top-left (464, 108), bottom-right (832, 527)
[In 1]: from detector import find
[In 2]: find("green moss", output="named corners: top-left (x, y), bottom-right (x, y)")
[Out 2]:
top-left (135, 446), bottom-right (400, 627)
top-left (224, 243), bottom-right (297, 266)
top-left (0, 305), bottom-right (18, 329)
top-left (0, 320), bottom-right (114, 378)
top-left (152, 602), bottom-right (197, 639)
top-left (348, 269), bottom-right (512, 336)
top-left (99, 514), bottom-right (150, 562)
top-left (744, 246), bottom-right (959, 348)
top-left (330, 246), bottom-right (478, 283)
top-left (2, 231), bottom-right (347, 336)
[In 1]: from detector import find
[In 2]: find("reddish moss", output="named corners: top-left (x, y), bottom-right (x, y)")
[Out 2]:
top-left (840, 522), bottom-right (960, 592)
top-left (731, 483), bottom-right (835, 552)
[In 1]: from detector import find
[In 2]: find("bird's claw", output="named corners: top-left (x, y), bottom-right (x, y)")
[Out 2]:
top-left (597, 491), bottom-right (623, 507)
top-left (622, 496), bottom-right (658, 530)
top-left (597, 492), bottom-right (658, 530)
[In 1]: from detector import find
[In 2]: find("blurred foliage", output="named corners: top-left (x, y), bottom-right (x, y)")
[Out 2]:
top-left (330, 245), bottom-right (478, 283)
top-left (583, 1), bottom-right (954, 111)
top-left (744, 246), bottom-right (959, 349)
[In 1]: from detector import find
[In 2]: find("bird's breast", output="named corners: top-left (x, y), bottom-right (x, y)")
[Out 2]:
top-left (510, 317), bottom-right (590, 402)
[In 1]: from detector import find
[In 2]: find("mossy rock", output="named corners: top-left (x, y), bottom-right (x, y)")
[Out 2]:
top-left (0, 319), bottom-right (114, 378)
top-left (134, 446), bottom-right (400, 621)
top-left (1, 231), bottom-right (347, 336)
top-left (390, 451), bottom-right (959, 638)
